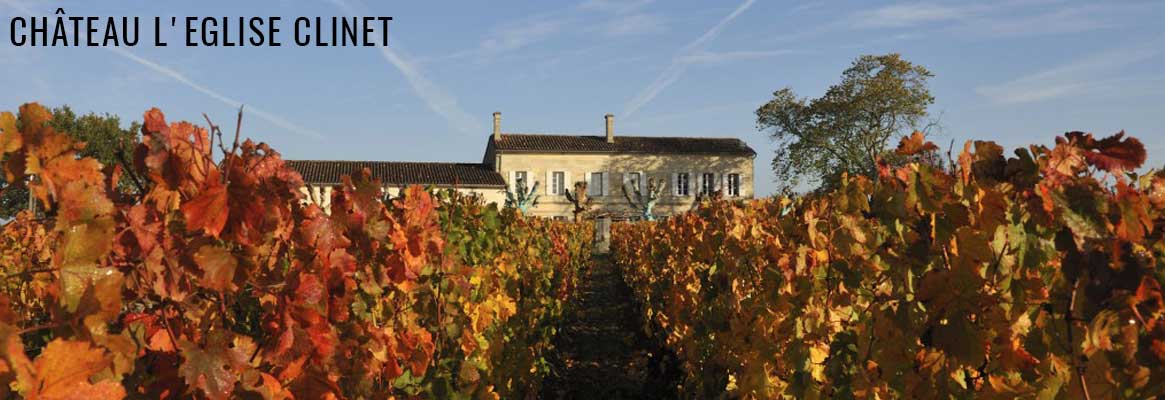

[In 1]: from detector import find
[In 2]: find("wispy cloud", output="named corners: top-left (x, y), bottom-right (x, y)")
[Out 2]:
top-left (792, 1), bottom-right (826, 13)
top-left (851, 3), bottom-right (978, 28)
top-left (750, 1), bottom-right (1153, 52)
top-left (0, 0), bottom-right (323, 139)
top-left (372, 46), bottom-right (483, 134)
top-left (439, 1), bottom-right (666, 63)
top-left (480, 19), bottom-right (568, 56)
top-left (332, 0), bottom-right (482, 135)
top-left (593, 13), bottom-right (667, 37)
top-left (579, 0), bottom-right (655, 15)
top-left (961, 4), bottom-right (1124, 37)
top-left (847, 1), bottom-right (1151, 37)
top-left (621, 0), bottom-right (758, 118)
top-left (679, 49), bottom-right (803, 64)
top-left (975, 43), bottom-right (1162, 105)
top-left (109, 48), bottom-right (324, 139)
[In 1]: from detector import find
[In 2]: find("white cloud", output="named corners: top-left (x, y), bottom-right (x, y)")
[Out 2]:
top-left (964, 5), bottom-right (1122, 37)
top-left (679, 49), bottom-right (802, 64)
top-left (332, 0), bottom-right (482, 135)
top-left (480, 19), bottom-right (568, 55)
top-left (110, 48), bottom-right (325, 139)
top-left (792, 1), bottom-right (826, 13)
top-left (595, 13), bottom-right (667, 37)
top-left (847, 1), bottom-right (1150, 38)
top-left (1, 0), bottom-right (324, 139)
top-left (622, 0), bottom-right (758, 118)
top-left (976, 44), bottom-right (1161, 105)
top-left (579, 0), bottom-right (655, 15)
top-left (439, 1), bottom-right (666, 63)
top-left (852, 3), bottom-right (979, 28)
top-left (374, 46), bottom-right (483, 134)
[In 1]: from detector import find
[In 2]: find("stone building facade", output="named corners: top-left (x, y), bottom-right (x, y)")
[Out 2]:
top-left (289, 112), bottom-right (755, 219)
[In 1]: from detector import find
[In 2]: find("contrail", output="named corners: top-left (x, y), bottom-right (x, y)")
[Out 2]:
top-left (0, 0), bottom-right (323, 140)
top-left (109, 48), bottom-right (324, 140)
top-left (622, 0), bottom-right (757, 118)
top-left (332, 0), bottom-right (483, 135)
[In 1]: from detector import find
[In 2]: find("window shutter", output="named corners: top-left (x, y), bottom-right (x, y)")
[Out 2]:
top-left (672, 173), bottom-right (679, 196)
top-left (601, 172), bottom-right (609, 196)
top-left (545, 171), bottom-right (553, 195)
top-left (688, 171), bottom-right (695, 196)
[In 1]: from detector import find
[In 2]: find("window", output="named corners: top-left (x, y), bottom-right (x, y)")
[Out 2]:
top-left (514, 171), bottom-right (528, 189)
top-left (700, 173), bottom-right (716, 195)
top-left (551, 171), bottom-right (565, 195)
top-left (588, 172), bottom-right (604, 196)
top-left (626, 172), bottom-right (641, 192)
top-left (727, 173), bottom-right (741, 197)
top-left (675, 173), bottom-right (689, 196)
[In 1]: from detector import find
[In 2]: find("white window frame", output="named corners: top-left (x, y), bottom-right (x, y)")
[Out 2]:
top-left (727, 173), bottom-right (741, 197)
top-left (700, 172), bottom-right (716, 195)
top-left (547, 171), bottom-right (567, 195)
top-left (512, 170), bottom-right (529, 191)
top-left (623, 171), bottom-right (643, 192)
top-left (674, 172), bottom-right (690, 196)
top-left (588, 172), bottom-right (605, 197)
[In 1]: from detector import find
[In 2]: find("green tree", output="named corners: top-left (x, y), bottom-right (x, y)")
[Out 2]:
top-left (0, 106), bottom-right (139, 218)
top-left (756, 53), bottom-right (934, 193)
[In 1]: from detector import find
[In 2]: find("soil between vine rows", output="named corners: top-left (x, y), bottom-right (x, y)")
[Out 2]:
top-left (541, 255), bottom-right (681, 399)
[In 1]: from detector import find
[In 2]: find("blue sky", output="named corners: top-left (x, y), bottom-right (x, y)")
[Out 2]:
top-left (2, 0), bottom-right (1163, 196)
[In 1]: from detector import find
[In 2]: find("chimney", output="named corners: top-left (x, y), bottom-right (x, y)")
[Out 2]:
top-left (604, 113), bottom-right (614, 143)
top-left (492, 112), bottom-right (502, 141)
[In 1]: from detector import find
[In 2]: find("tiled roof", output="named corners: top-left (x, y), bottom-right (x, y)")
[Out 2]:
top-left (286, 160), bottom-right (506, 187)
top-left (493, 134), bottom-right (756, 156)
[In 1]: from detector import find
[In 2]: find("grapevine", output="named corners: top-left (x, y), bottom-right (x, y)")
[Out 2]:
top-left (0, 103), bottom-right (593, 399)
top-left (612, 131), bottom-right (1165, 399)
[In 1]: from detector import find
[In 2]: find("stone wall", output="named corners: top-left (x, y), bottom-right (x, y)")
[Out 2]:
top-left (495, 152), bottom-right (754, 218)
top-left (299, 185), bottom-right (507, 212)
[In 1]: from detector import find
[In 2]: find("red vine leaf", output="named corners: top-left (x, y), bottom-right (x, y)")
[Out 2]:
top-left (193, 244), bottom-right (238, 292)
top-left (1065, 131), bottom-right (1147, 174)
top-left (22, 339), bottom-right (125, 400)
top-left (182, 180), bottom-right (229, 237)
top-left (178, 332), bottom-right (249, 400)
top-left (0, 111), bottom-right (21, 154)
top-left (895, 131), bottom-right (938, 156)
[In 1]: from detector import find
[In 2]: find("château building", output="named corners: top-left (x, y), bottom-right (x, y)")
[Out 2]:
top-left (289, 112), bottom-right (755, 219)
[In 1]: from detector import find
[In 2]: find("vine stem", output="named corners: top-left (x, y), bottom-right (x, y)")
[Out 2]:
top-left (0, 266), bottom-right (55, 282)
top-left (116, 148), bottom-right (147, 197)
top-left (1066, 277), bottom-right (1092, 400)
top-left (17, 322), bottom-right (61, 335)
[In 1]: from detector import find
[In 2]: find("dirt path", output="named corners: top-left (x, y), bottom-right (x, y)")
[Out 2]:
top-left (541, 255), bottom-right (679, 399)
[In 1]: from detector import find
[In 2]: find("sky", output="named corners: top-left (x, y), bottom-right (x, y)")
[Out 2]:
top-left (1, 0), bottom-right (1163, 196)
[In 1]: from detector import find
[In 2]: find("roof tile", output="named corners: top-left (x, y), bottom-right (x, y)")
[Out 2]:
top-left (286, 160), bottom-right (505, 187)
top-left (493, 134), bottom-right (755, 155)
